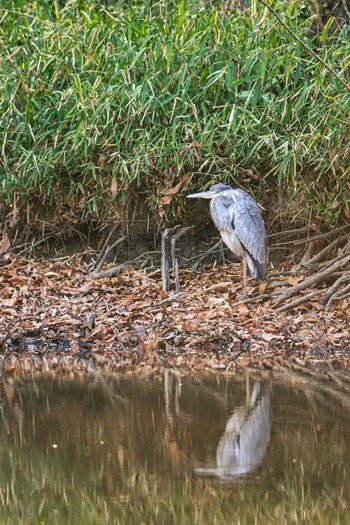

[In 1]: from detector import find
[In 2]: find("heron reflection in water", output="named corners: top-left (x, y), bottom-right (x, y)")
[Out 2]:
top-left (195, 382), bottom-right (271, 481)
top-left (187, 184), bottom-right (268, 294)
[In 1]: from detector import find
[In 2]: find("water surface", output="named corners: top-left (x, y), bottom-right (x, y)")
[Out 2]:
top-left (0, 372), bottom-right (349, 524)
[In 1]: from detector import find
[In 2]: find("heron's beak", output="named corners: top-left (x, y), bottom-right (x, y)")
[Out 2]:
top-left (187, 191), bottom-right (215, 199)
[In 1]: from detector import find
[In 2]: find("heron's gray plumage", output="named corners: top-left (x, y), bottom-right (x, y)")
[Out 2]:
top-left (187, 183), bottom-right (268, 282)
top-left (194, 382), bottom-right (271, 480)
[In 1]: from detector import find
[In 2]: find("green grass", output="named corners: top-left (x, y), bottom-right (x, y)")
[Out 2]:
top-left (0, 0), bottom-right (349, 225)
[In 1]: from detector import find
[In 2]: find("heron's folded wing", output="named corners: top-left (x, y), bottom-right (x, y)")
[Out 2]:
top-left (231, 192), bottom-right (267, 267)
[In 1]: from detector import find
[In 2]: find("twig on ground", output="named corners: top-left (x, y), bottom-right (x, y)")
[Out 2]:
top-left (192, 240), bottom-right (223, 271)
top-left (93, 223), bottom-right (120, 270)
top-left (0, 234), bottom-right (56, 258)
top-left (275, 290), bottom-right (321, 312)
top-left (266, 271), bottom-right (296, 278)
top-left (162, 226), bottom-right (194, 292)
top-left (91, 251), bottom-right (161, 279)
top-left (300, 235), bottom-right (348, 268)
top-left (266, 280), bottom-right (292, 291)
top-left (238, 293), bottom-right (271, 305)
top-left (267, 226), bottom-right (317, 239)
top-left (93, 235), bottom-right (127, 274)
top-left (299, 241), bottom-right (316, 266)
top-left (157, 291), bottom-right (187, 306)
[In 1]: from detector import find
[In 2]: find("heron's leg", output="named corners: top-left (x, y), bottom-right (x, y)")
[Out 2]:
top-left (242, 252), bottom-right (247, 296)
top-left (245, 368), bottom-right (250, 404)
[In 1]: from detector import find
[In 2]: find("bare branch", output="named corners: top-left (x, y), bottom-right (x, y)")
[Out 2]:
top-left (93, 235), bottom-right (127, 274)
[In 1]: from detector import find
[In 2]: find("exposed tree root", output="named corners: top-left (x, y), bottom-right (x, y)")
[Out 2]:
top-left (272, 254), bottom-right (350, 307)
top-left (274, 290), bottom-right (321, 312)
top-left (188, 225), bottom-right (350, 312)
top-left (268, 227), bottom-right (350, 311)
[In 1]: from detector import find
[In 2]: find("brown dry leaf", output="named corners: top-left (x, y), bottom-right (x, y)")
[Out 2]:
top-left (61, 213), bottom-right (78, 224)
top-left (160, 194), bottom-right (173, 205)
top-left (310, 302), bottom-right (324, 311)
top-left (162, 177), bottom-right (190, 197)
top-left (0, 232), bottom-right (11, 253)
top-left (110, 176), bottom-right (118, 196)
top-left (208, 297), bottom-right (225, 306)
top-left (207, 281), bottom-right (231, 292)
top-left (3, 296), bottom-right (20, 307)
top-left (287, 275), bottom-right (304, 286)
top-left (162, 180), bottom-right (184, 196)
top-left (259, 281), bottom-right (269, 294)
top-left (62, 192), bottom-right (75, 208)
top-left (237, 303), bottom-right (249, 316)
top-left (161, 176), bottom-right (191, 204)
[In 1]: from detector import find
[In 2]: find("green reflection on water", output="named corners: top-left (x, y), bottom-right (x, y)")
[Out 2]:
top-left (0, 373), bottom-right (349, 524)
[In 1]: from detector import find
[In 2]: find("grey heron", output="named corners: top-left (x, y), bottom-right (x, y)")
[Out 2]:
top-left (194, 382), bottom-right (271, 480)
top-left (187, 183), bottom-right (268, 295)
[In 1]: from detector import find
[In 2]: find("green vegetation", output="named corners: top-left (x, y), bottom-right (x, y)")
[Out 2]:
top-left (0, 0), bottom-right (349, 226)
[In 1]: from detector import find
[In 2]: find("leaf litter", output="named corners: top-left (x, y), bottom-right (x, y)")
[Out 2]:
top-left (0, 256), bottom-right (349, 377)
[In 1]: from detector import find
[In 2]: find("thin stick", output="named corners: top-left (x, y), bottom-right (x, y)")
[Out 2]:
top-left (91, 250), bottom-right (161, 279)
top-left (303, 235), bottom-right (348, 267)
top-left (238, 293), bottom-right (271, 305)
top-left (267, 226), bottom-right (316, 239)
top-left (1, 234), bottom-right (56, 258)
top-left (93, 235), bottom-right (127, 274)
top-left (93, 223), bottom-right (120, 270)
top-left (270, 225), bottom-right (349, 247)
top-left (192, 240), bottom-right (223, 271)
top-left (161, 226), bottom-right (180, 292)
top-left (157, 291), bottom-right (187, 306)
top-left (171, 226), bottom-right (194, 293)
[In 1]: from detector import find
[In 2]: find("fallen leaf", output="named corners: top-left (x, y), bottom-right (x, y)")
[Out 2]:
top-left (0, 232), bottom-right (11, 254)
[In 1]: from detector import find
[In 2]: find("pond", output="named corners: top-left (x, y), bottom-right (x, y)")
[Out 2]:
top-left (0, 371), bottom-right (349, 524)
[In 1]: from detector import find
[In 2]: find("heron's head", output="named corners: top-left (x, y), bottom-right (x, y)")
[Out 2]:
top-left (187, 183), bottom-right (233, 200)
